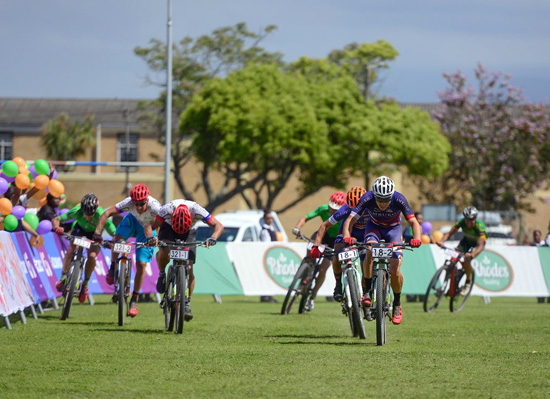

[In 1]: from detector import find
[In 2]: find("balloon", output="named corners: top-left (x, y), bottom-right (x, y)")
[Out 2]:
top-left (0, 177), bottom-right (8, 195)
top-left (36, 219), bottom-right (53, 235)
top-left (15, 173), bottom-right (30, 189)
top-left (39, 197), bottom-right (47, 207)
top-left (29, 235), bottom-right (44, 248)
top-left (19, 167), bottom-right (29, 175)
top-left (34, 174), bottom-right (50, 190)
top-left (29, 165), bottom-right (39, 179)
top-left (0, 198), bottom-right (12, 215)
top-left (59, 193), bottom-right (66, 205)
top-left (2, 160), bottom-right (19, 177)
top-left (0, 172), bottom-right (15, 183)
top-left (31, 188), bottom-right (47, 201)
top-left (421, 234), bottom-right (431, 244)
top-left (432, 230), bottom-right (444, 242)
top-left (3, 214), bottom-right (18, 231)
top-left (48, 179), bottom-right (65, 197)
top-left (11, 205), bottom-right (26, 220)
top-left (23, 212), bottom-right (39, 231)
top-left (34, 159), bottom-right (50, 175)
top-left (52, 169), bottom-right (58, 180)
top-left (421, 221), bottom-right (433, 234)
top-left (12, 157), bottom-right (26, 168)
top-left (58, 208), bottom-right (69, 216)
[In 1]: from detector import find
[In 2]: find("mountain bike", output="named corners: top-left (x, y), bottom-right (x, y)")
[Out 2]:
top-left (158, 240), bottom-right (207, 334)
top-left (280, 234), bottom-right (333, 315)
top-left (105, 240), bottom-right (147, 326)
top-left (59, 234), bottom-right (94, 320)
top-left (363, 242), bottom-right (413, 346)
top-left (337, 242), bottom-right (370, 340)
top-left (423, 246), bottom-right (475, 313)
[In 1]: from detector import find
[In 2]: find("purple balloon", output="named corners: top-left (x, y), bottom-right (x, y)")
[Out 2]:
top-left (36, 219), bottom-right (53, 235)
top-left (0, 172), bottom-right (15, 183)
top-left (421, 221), bottom-right (433, 234)
top-left (52, 169), bottom-right (58, 180)
top-left (12, 205), bottom-right (26, 220)
top-left (57, 208), bottom-right (69, 216)
top-left (29, 165), bottom-right (39, 179)
top-left (0, 177), bottom-right (8, 195)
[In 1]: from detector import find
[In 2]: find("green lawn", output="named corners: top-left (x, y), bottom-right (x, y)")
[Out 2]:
top-left (1, 295), bottom-right (549, 399)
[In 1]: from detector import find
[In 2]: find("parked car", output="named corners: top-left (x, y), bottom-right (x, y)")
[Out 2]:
top-left (193, 210), bottom-right (288, 243)
top-left (438, 224), bottom-right (517, 247)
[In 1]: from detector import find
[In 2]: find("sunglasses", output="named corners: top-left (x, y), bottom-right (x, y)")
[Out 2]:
top-left (134, 201), bottom-right (147, 207)
top-left (375, 197), bottom-right (391, 204)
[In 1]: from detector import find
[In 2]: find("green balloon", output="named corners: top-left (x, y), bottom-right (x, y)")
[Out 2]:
top-left (2, 160), bottom-right (19, 177)
top-left (4, 214), bottom-right (18, 231)
top-left (23, 212), bottom-right (39, 231)
top-left (34, 159), bottom-right (50, 175)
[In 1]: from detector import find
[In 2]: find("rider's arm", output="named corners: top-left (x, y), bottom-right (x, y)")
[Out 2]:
top-left (293, 216), bottom-right (307, 234)
top-left (313, 220), bottom-right (333, 246)
top-left (471, 236), bottom-right (486, 259)
top-left (342, 215), bottom-right (357, 240)
top-left (22, 220), bottom-right (40, 245)
top-left (144, 216), bottom-right (163, 239)
top-left (206, 216), bottom-right (224, 240)
top-left (407, 216), bottom-right (422, 241)
top-left (94, 205), bottom-right (118, 235)
top-left (437, 226), bottom-right (459, 246)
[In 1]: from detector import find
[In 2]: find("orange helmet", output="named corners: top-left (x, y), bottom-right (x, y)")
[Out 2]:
top-left (328, 191), bottom-right (346, 210)
top-left (172, 204), bottom-right (192, 234)
top-left (347, 186), bottom-right (366, 208)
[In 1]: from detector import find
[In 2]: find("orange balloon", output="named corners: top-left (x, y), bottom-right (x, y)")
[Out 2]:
top-left (19, 167), bottom-right (29, 175)
top-left (48, 179), bottom-right (65, 197)
top-left (432, 230), bottom-right (443, 242)
top-left (0, 198), bottom-right (12, 215)
top-left (15, 173), bottom-right (30, 189)
top-left (12, 157), bottom-right (26, 168)
top-left (31, 187), bottom-right (47, 201)
top-left (29, 235), bottom-right (44, 248)
top-left (34, 174), bottom-right (50, 190)
top-left (421, 234), bottom-right (431, 244)
top-left (38, 197), bottom-right (47, 207)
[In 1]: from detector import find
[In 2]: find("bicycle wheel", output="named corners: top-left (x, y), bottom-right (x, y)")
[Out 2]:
top-left (423, 264), bottom-right (450, 313)
top-left (175, 265), bottom-right (187, 334)
top-left (375, 269), bottom-right (387, 346)
top-left (60, 260), bottom-right (82, 321)
top-left (164, 268), bottom-right (175, 332)
top-left (298, 264), bottom-right (317, 314)
top-left (450, 269), bottom-right (475, 312)
top-left (280, 260), bottom-right (310, 315)
top-left (117, 260), bottom-right (126, 326)
top-left (346, 269), bottom-right (366, 340)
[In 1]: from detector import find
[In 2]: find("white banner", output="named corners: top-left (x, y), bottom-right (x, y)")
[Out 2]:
top-left (226, 242), bottom-right (336, 296)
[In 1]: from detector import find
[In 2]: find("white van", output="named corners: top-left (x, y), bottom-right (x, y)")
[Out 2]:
top-left (193, 210), bottom-right (288, 243)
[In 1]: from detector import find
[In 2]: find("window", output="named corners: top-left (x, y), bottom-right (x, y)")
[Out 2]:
top-left (242, 227), bottom-right (255, 242)
top-left (117, 133), bottom-right (138, 171)
top-left (0, 132), bottom-right (13, 161)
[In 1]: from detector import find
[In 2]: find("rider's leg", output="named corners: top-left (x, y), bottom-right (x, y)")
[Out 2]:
top-left (389, 257), bottom-right (404, 303)
top-left (61, 243), bottom-right (76, 274)
top-left (83, 247), bottom-right (99, 281)
top-left (188, 260), bottom-right (195, 298)
top-left (463, 258), bottom-right (474, 281)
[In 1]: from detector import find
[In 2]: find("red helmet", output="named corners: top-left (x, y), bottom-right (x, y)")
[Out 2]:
top-left (130, 184), bottom-right (149, 202)
top-left (347, 186), bottom-right (366, 208)
top-left (172, 204), bottom-right (192, 234)
top-left (328, 191), bottom-right (346, 210)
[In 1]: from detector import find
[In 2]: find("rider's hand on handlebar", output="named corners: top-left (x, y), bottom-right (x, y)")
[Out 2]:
top-left (206, 237), bottom-right (217, 247)
top-left (310, 246), bottom-right (322, 259)
top-left (54, 227), bottom-right (64, 236)
top-left (292, 227), bottom-right (300, 237)
top-left (343, 237), bottom-right (355, 246)
top-left (146, 236), bottom-right (157, 247)
top-left (410, 238), bottom-right (421, 248)
top-left (92, 233), bottom-right (103, 243)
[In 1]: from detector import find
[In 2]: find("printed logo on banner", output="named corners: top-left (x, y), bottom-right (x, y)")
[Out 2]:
top-left (263, 246), bottom-right (302, 288)
top-left (472, 249), bottom-right (513, 291)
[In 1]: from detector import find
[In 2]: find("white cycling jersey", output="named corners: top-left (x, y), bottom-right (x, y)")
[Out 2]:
top-left (156, 199), bottom-right (212, 228)
top-left (115, 196), bottom-right (162, 227)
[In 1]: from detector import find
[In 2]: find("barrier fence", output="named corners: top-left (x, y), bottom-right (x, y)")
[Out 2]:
top-left (2, 230), bottom-right (550, 328)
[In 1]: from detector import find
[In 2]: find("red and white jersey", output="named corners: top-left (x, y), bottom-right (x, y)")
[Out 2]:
top-left (115, 196), bottom-right (162, 227)
top-left (156, 199), bottom-right (212, 228)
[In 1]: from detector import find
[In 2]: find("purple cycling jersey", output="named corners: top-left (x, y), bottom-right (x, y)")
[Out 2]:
top-left (329, 204), bottom-right (369, 242)
top-left (350, 190), bottom-right (414, 228)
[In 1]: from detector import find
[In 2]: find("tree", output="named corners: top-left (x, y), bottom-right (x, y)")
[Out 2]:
top-left (425, 63), bottom-right (550, 211)
top-left (134, 22), bottom-right (283, 199)
top-left (40, 112), bottom-right (96, 172)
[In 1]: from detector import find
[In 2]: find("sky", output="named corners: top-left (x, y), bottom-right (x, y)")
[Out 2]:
top-left (1, 0), bottom-right (549, 104)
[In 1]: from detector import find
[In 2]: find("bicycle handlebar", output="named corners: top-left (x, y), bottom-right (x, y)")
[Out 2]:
top-left (157, 240), bottom-right (209, 248)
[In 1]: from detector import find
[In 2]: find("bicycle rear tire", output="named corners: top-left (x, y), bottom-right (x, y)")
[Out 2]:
top-left (450, 270), bottom-right (475, 312)
top-left (375, 269), bottom-right (387, 346)
top-left (346, 269), bottom-right (366, 340)
top-left (175, 266), bottom-right (187, 334)
top-left (423, 265), bottom-right (450, 313)
top-left (298, 265), bottom-right (316, 314)
top-left (117, 260), bottom-right (126, 326)
top-left (60, 261), bottom-right (81, 320)
top-left (164, 268), bottom-right (175, 332)
top-left (281, 260), bottom-right (309, 315)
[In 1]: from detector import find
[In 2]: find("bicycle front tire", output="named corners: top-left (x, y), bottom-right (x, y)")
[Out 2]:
top-left (375, 269), bottom-right (387, 346)
top-left (281, 260), bottom-right (309, 315)
top-left (450, 270), bottom-right (475, 312)
top-left (423, 265), bottom-right (450, 313)
top-left (175, 265), bottom-right (187, 334)
top-left (346, 268), bottom-right (366, 340)
top-left (298, 264), bottom-right (317, 314)
top-left (117, 260), bottom-right (126, 326)
top-left (60, 261), bottom-right (81, 321)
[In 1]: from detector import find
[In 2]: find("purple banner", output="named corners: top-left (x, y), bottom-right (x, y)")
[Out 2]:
top-left (13, 233), bottom-right (50, 302)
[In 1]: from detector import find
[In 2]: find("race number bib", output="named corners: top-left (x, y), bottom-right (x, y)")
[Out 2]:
top-left (338, 248), bottom-right (358, 262)
top-left (170, 249), bottom-right (189, 261)
top-left (73, 237), bottom-right (91, 249)
top-left (114, 243), bottom-right (132, 254)
top-left (371, 245), bottom-right (393, 258)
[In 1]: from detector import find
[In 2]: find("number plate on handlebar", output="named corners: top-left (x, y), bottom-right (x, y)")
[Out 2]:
top-left (371, 246), bottom-right (393, 258)
top-left (114, 243), bottom-right (132, 254)
top-left (307, 242), bottom-right (313, 250)
top-left (170, 249), bottom-right (189, 260)
top-left (338, 248), bottom-right (358, 262)
top-left (444, 248), bottom-right (460, 258)
top-left (73, 237), bottom-right (92, 249)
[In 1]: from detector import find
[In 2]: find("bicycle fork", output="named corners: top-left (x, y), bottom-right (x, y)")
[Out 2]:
top-left (341, 262), bottom-right (363, 314)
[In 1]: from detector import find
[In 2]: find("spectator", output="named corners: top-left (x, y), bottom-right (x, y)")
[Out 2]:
top-left (533, 229), bottom-right (549, 303)
top-left (37, 193), bottom-right (62, 228)
top-left (260, 209), bottom-right (278, 303)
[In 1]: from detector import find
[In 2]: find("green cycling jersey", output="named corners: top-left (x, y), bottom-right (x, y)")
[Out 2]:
top-left (453, 218), bottom-right (487, 247)
top-left (58, 205), bottom-right (116, 236)
top-left (305, 204), bottom-right (341, 238)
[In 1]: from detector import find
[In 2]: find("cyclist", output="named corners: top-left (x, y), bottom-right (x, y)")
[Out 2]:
top-left (342, 176), bottom-right (421, 325)
top-left (93, 184), bottom-right (162, 317)
top-left (54, 193), bottom-right (116, 303)
top-left (144, 199), bottom-right (223, 321)
top-left (291, 191), bottom-right (346, 311)
top-left (310, 186), bottom-right (368, 304)
top-left (436, 206), bottom-right (486, 295)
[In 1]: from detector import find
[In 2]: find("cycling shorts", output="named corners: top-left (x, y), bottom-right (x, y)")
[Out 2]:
top-left (363, 221), bottom-right (403, 260)
top-left (116, 213), bottom-right (156, 263)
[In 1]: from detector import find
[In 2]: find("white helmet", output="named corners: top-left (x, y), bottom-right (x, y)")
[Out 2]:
top-left (372, 176), bottom-right (395, 200)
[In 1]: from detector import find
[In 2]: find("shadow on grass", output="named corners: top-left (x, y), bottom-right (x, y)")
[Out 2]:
top-left (91, 327), bottom-right (163, 334)
top-left (268, 334), bottom-right (342, 339)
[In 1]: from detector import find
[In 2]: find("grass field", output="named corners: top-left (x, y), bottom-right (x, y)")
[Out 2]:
top-left (1, 295), bottom-right (550, 399)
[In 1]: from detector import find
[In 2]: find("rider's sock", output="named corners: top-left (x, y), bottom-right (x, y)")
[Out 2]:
top-left (187, 296), bottom-right (192, 304)
top-left (363, 278), bottom-right (372, 294)
top-left (131, 292), bottom-right (139, 303)
top-left (393, 292), bottom-right (401, 307)
top-left (82, 278), bottom-right (89, 287)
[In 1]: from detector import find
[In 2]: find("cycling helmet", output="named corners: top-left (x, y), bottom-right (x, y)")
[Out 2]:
top-left (463, 206), bottom-right (478, 220)
top-left (81, 193), bottom-right (99, 216)
top-left (130, 183), bottom-right (149, 202)
top-left (328, 191), bottom-right (346, 210)
top-left (372, 176), bottom-right (395, 200)
top-left (172, 204), bottom-right (192, 234)
top-left (347, 186), bottom-right (366, 208)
